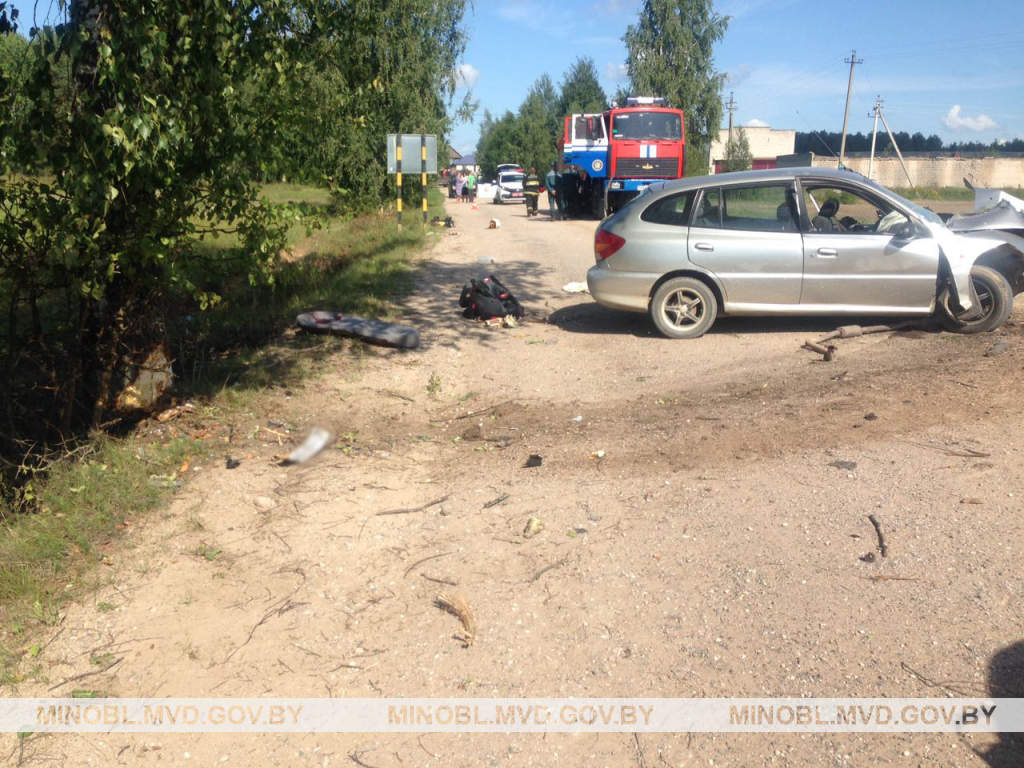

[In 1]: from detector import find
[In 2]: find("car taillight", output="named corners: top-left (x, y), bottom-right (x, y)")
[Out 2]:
top-left (595, 229), bottom-right (626, 261)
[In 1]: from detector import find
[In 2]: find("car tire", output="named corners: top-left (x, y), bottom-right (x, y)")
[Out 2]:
top-left (650, 277), bottom-right (718, 339)
top-left (939, 265), bottom-right (1013, 334)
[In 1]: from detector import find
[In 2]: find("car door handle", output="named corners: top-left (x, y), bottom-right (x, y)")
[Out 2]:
top-left (694, 242), bottom-right (714, 252)
top-left (814, 248), bottom-right (838, 258)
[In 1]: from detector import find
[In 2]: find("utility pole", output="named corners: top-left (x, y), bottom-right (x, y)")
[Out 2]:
top-left (877, 105), bottom-right (914, 188)
top-left (867, 96), bottom-right (881, 180)
top-left (839, 49), bottom-right (863, 167)
top-left (726, 92), bottom-right (737, 145)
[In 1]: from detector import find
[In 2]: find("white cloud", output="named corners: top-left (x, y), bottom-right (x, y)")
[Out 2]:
top-left (605, 61), bottom-right (628, 83)
top-left (456, 63), bottom-right (479, 90)
top-left (725, 64), bottom-right (754, 89)
top-left (942, 105), bottom-right (998, 133)
top-left (497, 1), bottom-right (531, 20)
top-left (743, 118), bottom-right (770, 128)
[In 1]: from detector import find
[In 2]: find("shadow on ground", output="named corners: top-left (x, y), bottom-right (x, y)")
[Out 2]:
top-left (980, 640), bottom-right (1024, 767)
top-left (400, 255), bottom-right (555, 352)
top-left (547, 303), bottom-right (944, 339)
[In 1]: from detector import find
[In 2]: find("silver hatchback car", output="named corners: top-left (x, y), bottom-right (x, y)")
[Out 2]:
top-left (587, 168), bottom-right (1024, 338)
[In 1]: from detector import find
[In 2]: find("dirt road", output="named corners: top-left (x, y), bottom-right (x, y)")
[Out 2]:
top-left (9, 195), bottom-right (1024, 766)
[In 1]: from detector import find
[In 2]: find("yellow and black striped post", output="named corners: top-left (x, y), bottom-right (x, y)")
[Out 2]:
top-left (421, 134), bottom-right (428, 226)
top-left (396, 143), bottom-right (403, 231)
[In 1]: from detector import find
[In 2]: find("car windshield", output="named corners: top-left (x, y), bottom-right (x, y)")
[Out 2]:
top-left (877, 186), bottom-right (944, 226)
top-left (612, 111), bottom-right (682, 141)
top-left (500, 174), bottom-right (524, 184)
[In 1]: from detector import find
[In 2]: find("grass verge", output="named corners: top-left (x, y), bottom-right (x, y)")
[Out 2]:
top-left (0, 184), bottom-right (445, 679)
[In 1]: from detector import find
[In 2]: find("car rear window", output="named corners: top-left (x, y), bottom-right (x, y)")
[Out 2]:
top-left (640, 191), bottom-right (695, 226)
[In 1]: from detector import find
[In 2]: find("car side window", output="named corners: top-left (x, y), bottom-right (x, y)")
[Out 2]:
top-left (718, 185), bottom-right (799, 232)
top-left (640, 191), bottom-right (696, 226)
top-left (803, 185), bottom-right (907, 235)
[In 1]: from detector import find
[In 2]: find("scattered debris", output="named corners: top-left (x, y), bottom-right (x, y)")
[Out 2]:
top-left (828, 460), bottom-right (858, 471)
top-left (284, 427), bottom-right (335, 465)
top-left (802, 322), bottom-right (920, 361)
top-left (572, 415), bottom-right (583, 422)
top-left (430, 399), bottom-right (514, 424)
top-left (522, 517), bottom-right (543, 539)
top-left (865, 574), bottom-right (918, 582)
top-left (253, 496), bottom-right (276, 512)
top-left (868, 514), bottom-right (889, 558)
top-left (524, 454), bottom-right (543, 468)
top-left (488, 218), bottom-right (501, 229)
top-left (860, 552), bottom-right (877, 563)
top-left (590, 450), bottom-right (605, 460)
top-left (985, 341), bottom-right (1008, 357)
top-left (960, 497), bottom-right (985, 505)
top-left (155, 402), bottom-right (196, 423)
top-left (225, 457), bottom-right (241, 470)
top-left (435, 593), bottom-right (475, 646)
top-left (483, 493), bottom-right (510, 509)
top-left (864, 413), bottom-right (878, 421)
top-left (562, 282), bottom-right (589, 293)
top-left (376, 495), bottom-right (449, 517)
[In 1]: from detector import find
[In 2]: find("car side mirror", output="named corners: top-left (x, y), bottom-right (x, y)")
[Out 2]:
top-left (894, 221), bottom-right (918, 239)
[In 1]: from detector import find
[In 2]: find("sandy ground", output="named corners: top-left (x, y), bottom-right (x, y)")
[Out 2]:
top-left (5, 194), bottom-right (1024, 767)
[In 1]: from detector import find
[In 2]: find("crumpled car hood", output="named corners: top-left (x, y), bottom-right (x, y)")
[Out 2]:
top-left (948, 187), bottom-right (1024, 233)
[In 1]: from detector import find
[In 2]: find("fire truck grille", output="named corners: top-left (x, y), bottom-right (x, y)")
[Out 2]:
top-left (615, 158), bottom-right (679, 178)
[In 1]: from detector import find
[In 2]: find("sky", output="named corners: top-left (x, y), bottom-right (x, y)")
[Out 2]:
top-left (8, 0), bottom-right (1023, 156)
top-left (449, 0), bottom-right (1024, 155)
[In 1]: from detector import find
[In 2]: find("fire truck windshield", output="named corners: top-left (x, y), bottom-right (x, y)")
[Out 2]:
top-left (611, 111), bottom-right (682, 141)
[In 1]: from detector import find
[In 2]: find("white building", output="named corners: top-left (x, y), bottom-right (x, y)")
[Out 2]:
top-left (708, 125), bottom-right (797, 174)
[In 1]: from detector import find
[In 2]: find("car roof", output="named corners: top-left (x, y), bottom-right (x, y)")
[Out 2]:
top-left (651, 166), bottom-right (872, 195)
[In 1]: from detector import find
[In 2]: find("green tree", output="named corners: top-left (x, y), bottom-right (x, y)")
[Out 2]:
top-left (558, 57), bottom-right (607, 117)
top-left (623, 0), bottom-right (729, 161)
top-left (518, 74), bottom-right (560, 175)
top-left (724, 126), bottom-right (752, 172)
top-left (477, 109), bottom-right (524, 178)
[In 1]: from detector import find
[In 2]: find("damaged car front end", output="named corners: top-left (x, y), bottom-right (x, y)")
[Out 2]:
top-left (930, 184), bottom-right (1024, 331)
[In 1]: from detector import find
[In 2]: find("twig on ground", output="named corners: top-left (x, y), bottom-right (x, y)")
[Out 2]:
top-left (421, 573), bottom-right (459, 587)
top-left (863, 574), bottom-right (918, 582)
top-left (868, 514), bottom-right (889, 558)
top-left (483, 493), bottom-right (510, 508)
top-left (430, 400), bottom-right (514, 423)
top-left (223, 596), bottom-right (305, 663)
top-left (48, 657), bottom-right (124, 692)
top-left (403, 552), bottom-right (451, 578)
top-left (633, 732), bottom-right (648, 768)
top-left (376, 495), bottom-right (449, 516)
top-left (349, 750), bottom-right (379, 768)
top-left (418, 735), bottom-right (439, 759)
top-left (530, 557), bottom-right (569, 584)
top-left (900, 661), bottom-right (971, 696)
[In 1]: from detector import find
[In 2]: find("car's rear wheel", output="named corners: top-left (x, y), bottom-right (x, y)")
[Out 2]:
top-left (650, 277), bottom-right (718, 339)
top-left (939, 265), bottom-right (1012, 334)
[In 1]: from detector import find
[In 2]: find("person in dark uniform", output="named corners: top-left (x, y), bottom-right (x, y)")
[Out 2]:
top-left (545, 162), bottom-right (562, 221)
top-left (523, 167), bottom-right (540, 216)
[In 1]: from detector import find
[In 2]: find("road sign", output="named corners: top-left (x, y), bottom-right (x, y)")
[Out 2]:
top-left (387, 134), bottom-right (438, 175)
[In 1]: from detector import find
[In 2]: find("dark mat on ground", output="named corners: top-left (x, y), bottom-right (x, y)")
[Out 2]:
top-left (296, 311), bottom-right (420, 349)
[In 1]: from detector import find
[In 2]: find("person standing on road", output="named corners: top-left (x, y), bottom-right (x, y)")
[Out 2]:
top-left (523, 167), bottom-right (540, 216)
top-left (466, 170), bottom-right (477, 205)
top-left (546, 162), bottom-right (562, 221)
